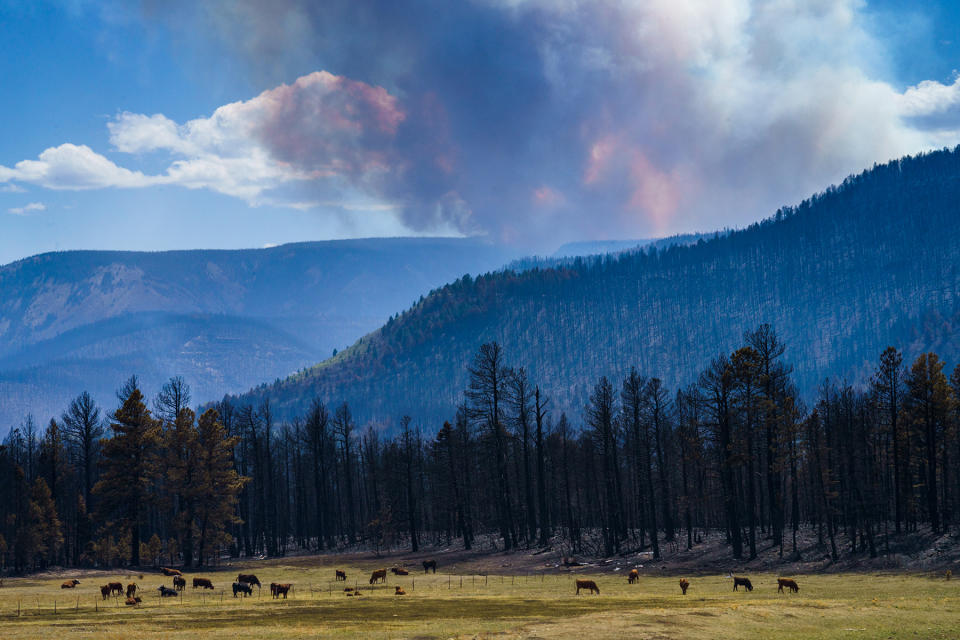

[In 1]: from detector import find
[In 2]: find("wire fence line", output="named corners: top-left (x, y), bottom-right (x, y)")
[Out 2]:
top-left (2, 573), bottom-right (557, 618)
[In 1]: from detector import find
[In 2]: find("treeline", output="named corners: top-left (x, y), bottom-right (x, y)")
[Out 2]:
top-left (2, 326), bottom-right (959, 571)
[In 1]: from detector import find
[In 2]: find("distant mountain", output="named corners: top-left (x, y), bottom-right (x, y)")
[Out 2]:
top-left (551, 239), bottom-right (654, 257)
top-left (0, 238), bottom-right (522, 430)
top-left (229, 148), bottom-right (960, 429)
top-left (509, 232), bottom-right (724, 272)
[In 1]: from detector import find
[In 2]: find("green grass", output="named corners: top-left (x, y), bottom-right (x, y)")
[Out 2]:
top-left (0, 565), bottom-right (956, 639)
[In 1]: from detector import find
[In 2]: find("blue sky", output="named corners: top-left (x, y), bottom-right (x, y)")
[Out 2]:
top-left (2, 0), bottom-right (960, 265)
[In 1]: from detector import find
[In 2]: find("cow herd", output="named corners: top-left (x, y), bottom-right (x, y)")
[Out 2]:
top-left (51, 561), bottom-right (803, 607)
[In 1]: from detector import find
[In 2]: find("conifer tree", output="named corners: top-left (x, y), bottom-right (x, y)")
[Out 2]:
top-left (93, 385), bottom-right (161, 565)
top-left (904, 353), bottom-right (950, 533)
top-left (165, 408), bottom-right (200, 566)
top-left (193, 408), bottom-right (247, 566)
top-left (28, 477), bottom-right (63, 568)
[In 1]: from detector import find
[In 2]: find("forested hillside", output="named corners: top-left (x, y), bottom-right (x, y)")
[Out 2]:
top-left (234, 148), bottom-right (960, 426)
top-left (0, 238), bottom-right (520, 430)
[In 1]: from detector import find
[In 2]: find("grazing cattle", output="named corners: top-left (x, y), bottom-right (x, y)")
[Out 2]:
top-left (193, 577), bottom-right (214, 590)
top-left (777, 578), bottom-right (799, 593)
top-left (173, 575), bottom-right (186, 591)
top-left (422, 560), bottom-right (437, 574)
top-left (273, 583), bottom-right (291, 599)
top-left (343, 587), bottom-right (354, 592)
top-left (61, 579), bottom-right (80, 589)
top-left (233, 582), bottom-right (253, 598)
top-left (370, 569), bottom-right (387, 584)
top-left (575, 579), bottom-right (600, 595)
top-left (733, 576), bottom-right (753, 591)
top-left (391, 567), bottom-right (410, 575)
top-left (628, 569), bottom-right (639, 584)
top-left (157, 586), bottom-right (179, 597)
top-left (237, 574), bottom-right (261, 588)
top-left (394, 586), bottom-right (406, 595)
top-left (335, 570), bottom-right (346, 581)
top-left (100, 585), bottom-right (111, 600)
top-left (161, 567), bottom-right (182, 577)
top-left (679, 578), bottom-right (690, 595)
top-left (124, 596), bottom-right (141, 606)
top-left (108, 582), bottom-right (124, 596)
top-left (126, 583), bottom-right (138, 598)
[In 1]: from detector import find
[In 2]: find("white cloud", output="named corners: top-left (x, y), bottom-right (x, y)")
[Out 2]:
top-left (8, 202), bottom-right (46, 216)
top-left (0, 144), bottom-right (160, 190)
top-left (1, 71), bottom-right (406, 207)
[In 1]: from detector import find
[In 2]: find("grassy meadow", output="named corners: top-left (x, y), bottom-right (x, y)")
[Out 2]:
top-left (0, 561), bottom-right (956, 639)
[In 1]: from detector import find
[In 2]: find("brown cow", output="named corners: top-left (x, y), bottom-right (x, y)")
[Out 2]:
top-left (733, 576), bottom-right (753, 591)
top-left (679, 578), bottom-right (690, 595)
top-left (390, 567), bottom-right (410, 575)
top-left (61, 579), bottom-right (80, 589)
top-left (193, 577), bottom-right (214, 590)
top-left (777, 578), bottom-right (799, 593)
top-left (237, 574), bottom-right (261, 588)
top-left (108, 582), bottom-right (124, 596)
top-left (422, 560), bottom-right (437, 574)
top-left (161, 567), bottom-right (182, 577)
top-left (628, 569), bottom-right (639, 584)
top-left (394, 586), bottom-right (406, 595)
top-left (273, 583), bottom-right (291, 599)
top-left (100, 585), bottom-right (112, 600)
top-left (124, 596), bottom-right (142, 606)
top-left (335, 570), bottom-right (347, 581)
top-left (575, 579), bottom-right (600, 595)
top-left (173, 575), bottom-right (186, 590)
top-left (126, 583), bottom-right (138, 598)
top-left (369, 569), bottom-right (387, 584)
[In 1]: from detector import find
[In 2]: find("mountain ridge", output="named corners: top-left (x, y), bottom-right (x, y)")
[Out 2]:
top-left (226, 147), bottom-right (960, 430)
top-left (0, 237), bottom-right (523, 430)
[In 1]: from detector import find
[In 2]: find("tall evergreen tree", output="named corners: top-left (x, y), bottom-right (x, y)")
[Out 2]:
top-left (192, 408), bottom-right (246, 565)
top-left (93, 385), bottom-right (161, 566)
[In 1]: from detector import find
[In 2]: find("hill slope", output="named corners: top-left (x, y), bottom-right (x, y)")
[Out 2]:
top-left (0, 238), bottom-right (520, 429)
top-left (231, 148), bottom-right (960, 427)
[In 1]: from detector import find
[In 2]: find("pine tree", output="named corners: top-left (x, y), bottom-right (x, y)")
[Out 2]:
top-left (28, 477), bottom-right (63, 568)
top-left (193, 409), bottom-right (247, 566)
top-left (165, 408), bottom-right (200, 566)
top-left (93, 385), bottom-right (161, 566)
top-left (904, 353), bottom-right (950, 533)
